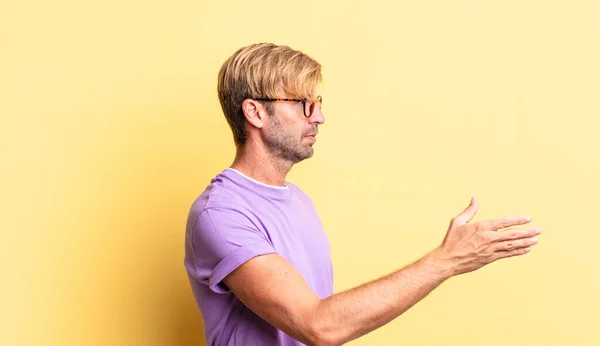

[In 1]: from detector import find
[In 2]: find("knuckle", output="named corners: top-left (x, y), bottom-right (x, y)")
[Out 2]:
top-left (479, 232), bottom-right (494, 244)
top-left (513, 247), bottom-right (529, 256)
top-left (449, 217), bottom-right (458, 226)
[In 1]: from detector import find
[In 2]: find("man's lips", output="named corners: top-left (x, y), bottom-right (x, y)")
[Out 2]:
top-left (305, 129), bottom-right (318, 141)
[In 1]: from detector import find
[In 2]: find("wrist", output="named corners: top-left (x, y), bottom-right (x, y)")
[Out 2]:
top-left (422, 247), bottom-right (457, 281)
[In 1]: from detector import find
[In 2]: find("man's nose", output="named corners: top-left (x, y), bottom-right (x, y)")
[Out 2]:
top-left (309, 107), bottom-right (325, 125)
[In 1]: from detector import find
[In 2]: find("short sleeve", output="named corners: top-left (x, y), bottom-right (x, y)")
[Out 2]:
top-left (188, 208), bottom-right (276, 294)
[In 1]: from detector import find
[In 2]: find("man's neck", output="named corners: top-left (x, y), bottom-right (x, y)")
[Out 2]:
top-left (230, 143), bottom-right (293, 188)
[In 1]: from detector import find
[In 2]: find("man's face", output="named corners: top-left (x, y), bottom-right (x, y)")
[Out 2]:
top-left (262, 97), bottom-right (325, 163)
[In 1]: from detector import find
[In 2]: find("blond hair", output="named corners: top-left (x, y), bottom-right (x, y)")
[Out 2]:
top-left (217, 43), bottom-right (322, 145)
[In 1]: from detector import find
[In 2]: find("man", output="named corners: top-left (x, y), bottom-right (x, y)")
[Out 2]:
top-left (184, 43), bottom-right (541, 346)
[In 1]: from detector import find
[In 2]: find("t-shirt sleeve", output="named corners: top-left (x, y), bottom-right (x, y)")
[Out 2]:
top-left (188, 207), bottom-right (276, 294)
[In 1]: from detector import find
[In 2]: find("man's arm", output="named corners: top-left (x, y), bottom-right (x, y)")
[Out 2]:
top-left (223, 198), bottom-right (541, 346)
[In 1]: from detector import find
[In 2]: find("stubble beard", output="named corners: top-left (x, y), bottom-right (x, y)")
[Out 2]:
top-left (264, 116), bottom-right (315, 164)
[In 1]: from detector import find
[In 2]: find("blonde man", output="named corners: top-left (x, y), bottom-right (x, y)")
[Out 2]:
top-left (184, 43), bottom-right (541, 346)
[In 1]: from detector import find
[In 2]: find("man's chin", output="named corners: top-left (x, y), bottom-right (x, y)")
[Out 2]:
top-left (292, 149), bottom-right (314, 163)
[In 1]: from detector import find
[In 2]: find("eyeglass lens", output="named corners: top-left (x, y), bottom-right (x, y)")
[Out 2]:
top-left (305, 97), bottom-right (322, 117)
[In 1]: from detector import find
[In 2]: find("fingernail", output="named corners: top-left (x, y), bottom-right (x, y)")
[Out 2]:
top-left (532, 237), bottom-right (539, 244)
top-left (525, 215), bottom-right (532, 221)
top-left (536, 228), bottom-right (542, 234)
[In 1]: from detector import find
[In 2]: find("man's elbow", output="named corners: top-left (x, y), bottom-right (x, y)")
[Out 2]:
top-left (307, 333), bottom-right (341, 346)
top-left (287, 299), bottom-right (346, 346)
top-left (304, 318), bottom-right (344, 346)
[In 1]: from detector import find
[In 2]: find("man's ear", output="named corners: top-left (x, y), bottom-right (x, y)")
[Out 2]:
top-left (241, 99), bottom-right (266, 129)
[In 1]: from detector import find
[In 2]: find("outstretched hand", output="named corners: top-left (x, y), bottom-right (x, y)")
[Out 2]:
top-left (436, 197), bottom-right (541, 276)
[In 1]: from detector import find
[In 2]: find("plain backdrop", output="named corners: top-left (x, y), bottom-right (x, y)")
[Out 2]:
top-left (2, 0), bottom-right (599, 345)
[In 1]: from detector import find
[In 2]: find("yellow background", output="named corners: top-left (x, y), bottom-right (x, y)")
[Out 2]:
top-left (2, 0), bottom-right (599, 345)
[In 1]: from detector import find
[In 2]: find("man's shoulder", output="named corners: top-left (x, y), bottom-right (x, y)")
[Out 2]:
top-left (188, 172), bottom-right (247, 216)
top-left (287, 182), bottom-right (315, 203)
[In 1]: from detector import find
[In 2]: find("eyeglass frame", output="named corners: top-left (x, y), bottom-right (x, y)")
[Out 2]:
top-left (253, 95), bottom-right (322, 117)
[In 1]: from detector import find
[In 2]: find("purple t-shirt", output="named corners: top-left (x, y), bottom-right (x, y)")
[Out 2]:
top-left (184, 168), bottom-right (334, 346)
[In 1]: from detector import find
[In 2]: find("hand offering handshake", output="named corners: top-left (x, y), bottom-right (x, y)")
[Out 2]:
top-left (436, 197), bottom-right (541, 276)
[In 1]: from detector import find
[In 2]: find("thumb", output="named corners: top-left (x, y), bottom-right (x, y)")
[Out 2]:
top-left (454, 197), bottom-right (478, 225)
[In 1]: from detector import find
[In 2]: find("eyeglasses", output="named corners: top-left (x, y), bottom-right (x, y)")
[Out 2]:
top-left (255, 96), bottom-right (322, 117)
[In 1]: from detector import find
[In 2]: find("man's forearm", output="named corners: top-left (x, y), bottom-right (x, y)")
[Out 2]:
top-left (312, 248), bottom-right (454, 346)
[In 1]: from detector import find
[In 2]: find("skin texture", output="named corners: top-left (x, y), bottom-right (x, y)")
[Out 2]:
top-left (222, 95), bottom-right (541, 346)
top-left (230, 96), bottom-right (322, 186)
top-left (263, 105), bottom-right (318, 163)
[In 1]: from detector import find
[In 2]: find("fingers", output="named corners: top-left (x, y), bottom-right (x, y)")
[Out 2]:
top-left (452, 197), bottom-right (479, 225)
top-left (491, 247), bottom-right (532, 262)
top-left (476, 215), bottom-right (532, 232)
top-left (494, 227), bottom-right (542, 242)
top-left (492, 235), bottom-right (539, 252)
top-left (489, 227), bottom-right (541, 261)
